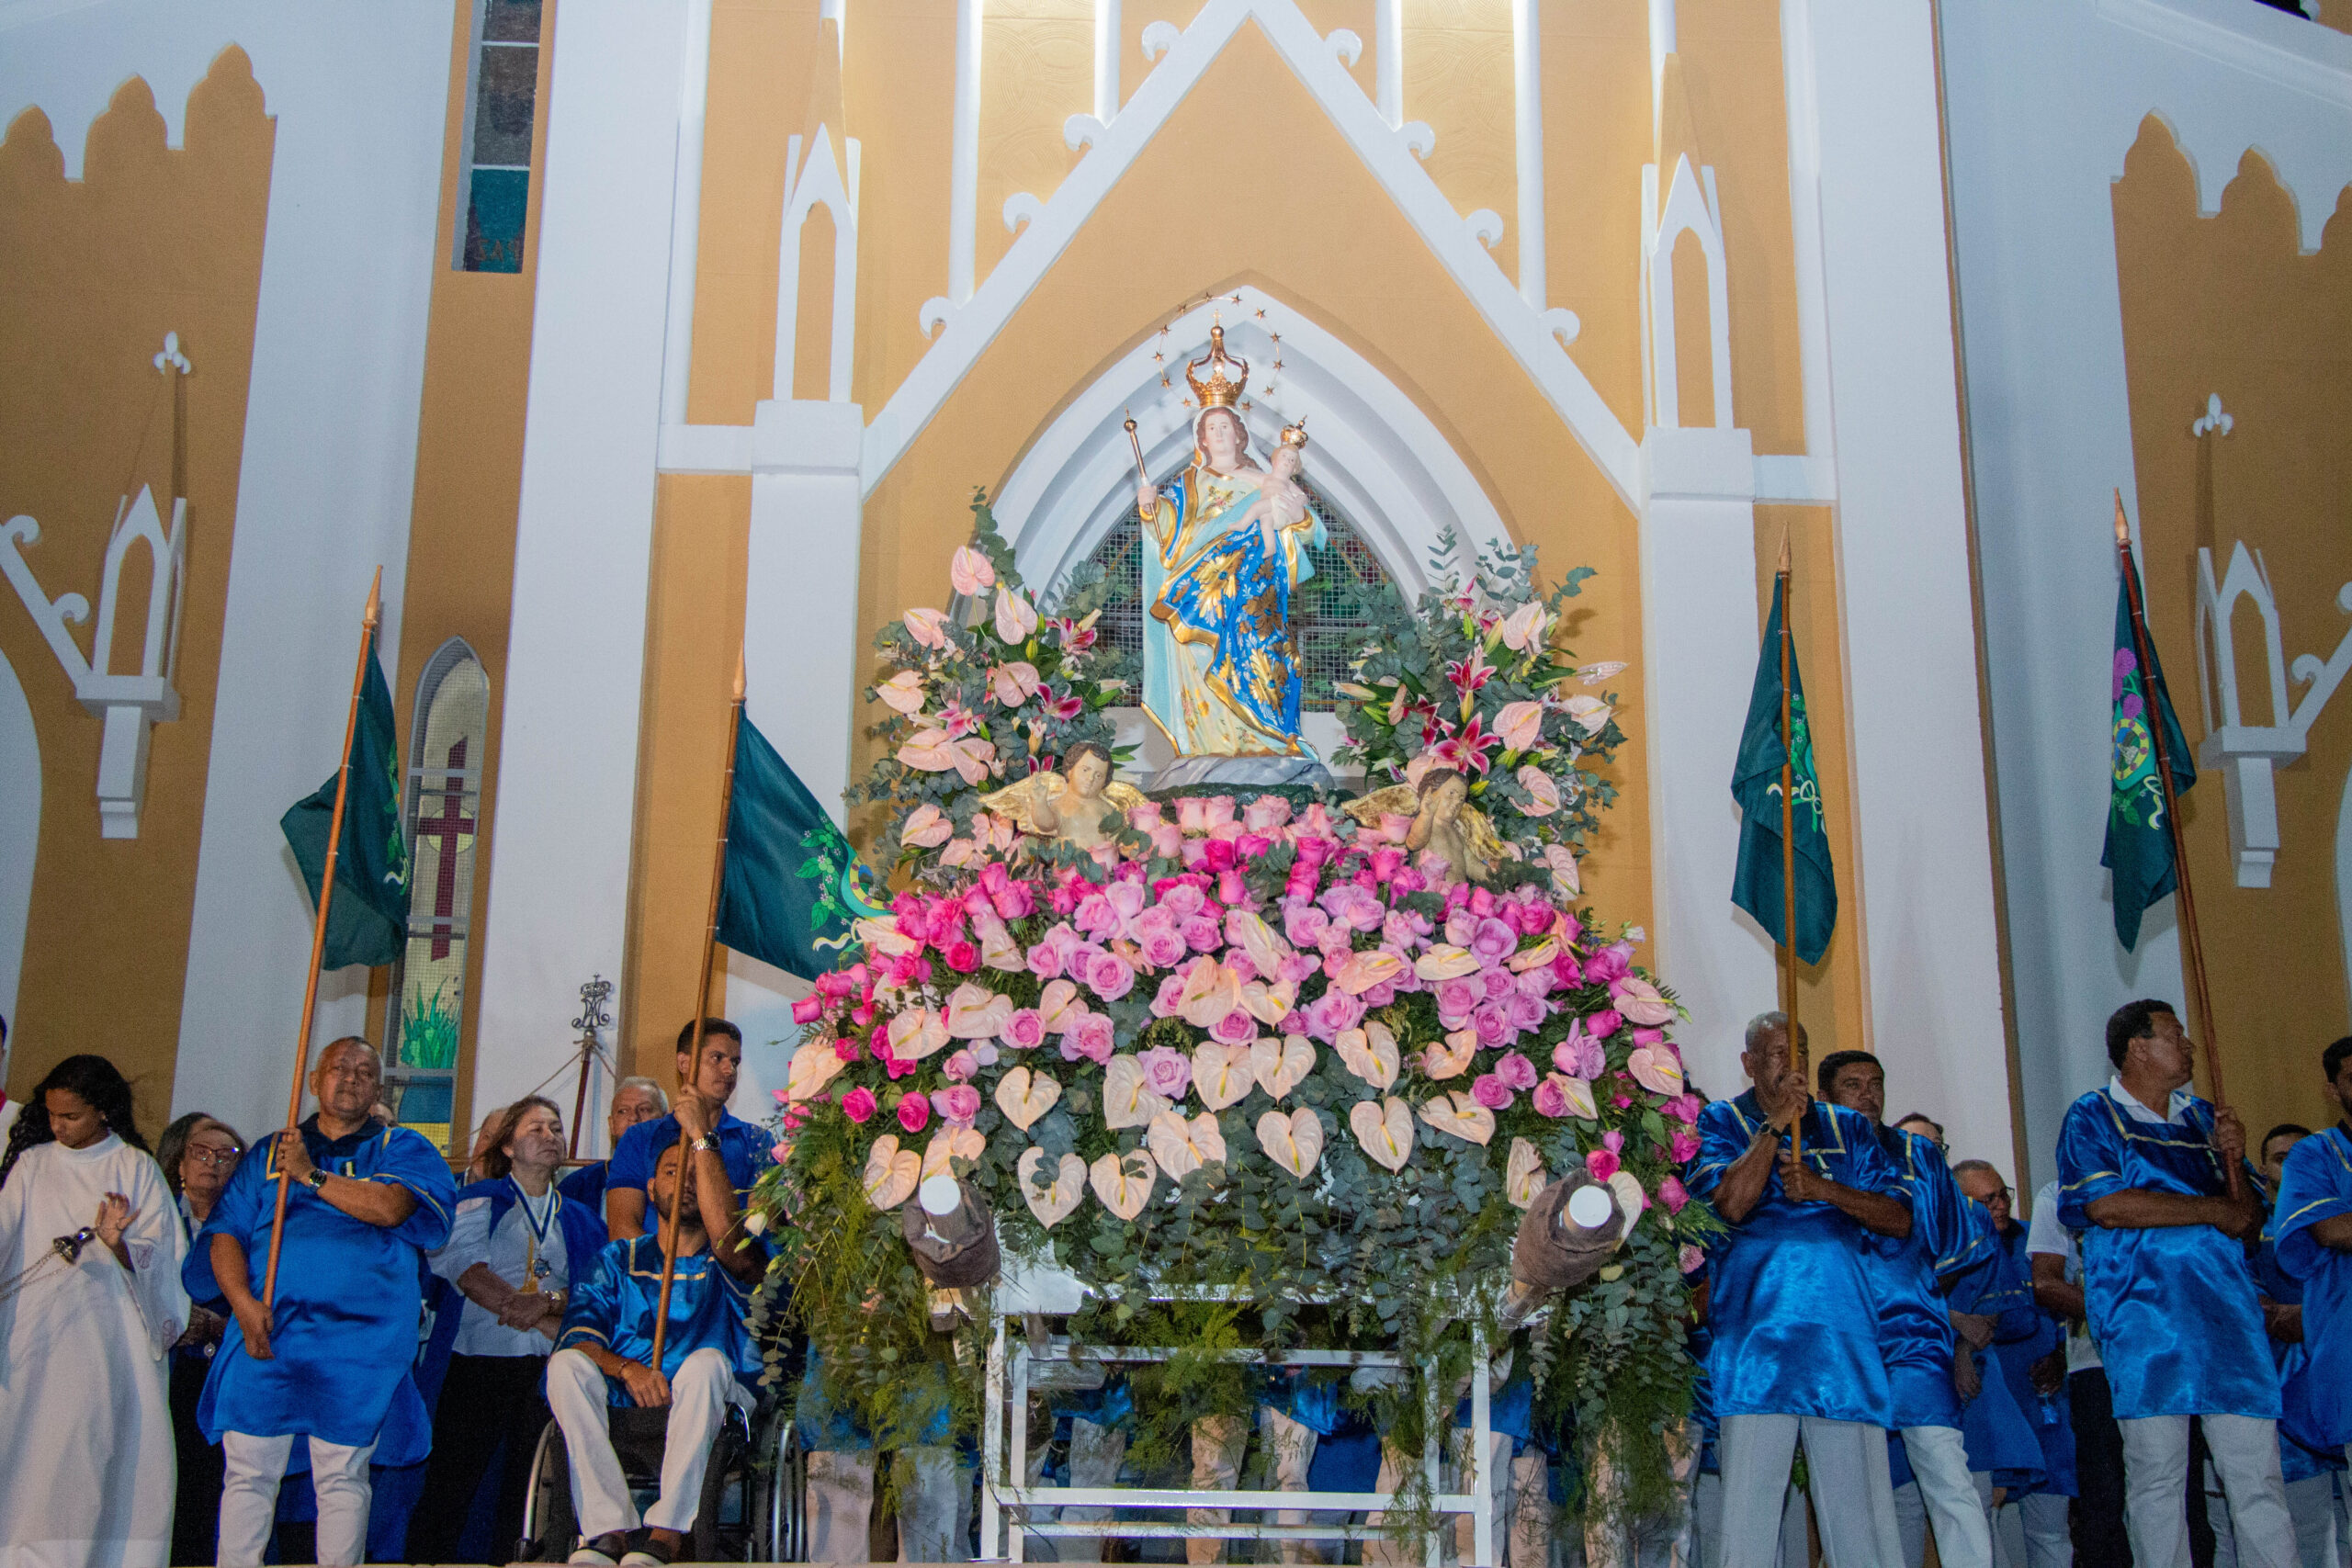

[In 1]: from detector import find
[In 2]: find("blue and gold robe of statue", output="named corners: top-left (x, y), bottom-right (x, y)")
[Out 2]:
top-left (1860, 1124), bottom-right (1989, 1431)
top-left (2273, 1122), bottom-right (2352, 1451)
top-left (2055, 1083), bottom-right (2278, 1421)
top-left (1140, 462), bottom-right (1321, 757)
top-left (1690, 1092), bottom-right (1907, 1426)
top-left (185, 1118), bottom-right (455, 1455)
top-left (555, 1235), bottom-right (761, 1402)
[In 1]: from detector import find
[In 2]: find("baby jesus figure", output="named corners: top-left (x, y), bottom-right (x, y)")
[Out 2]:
top-left (1232, 438), bottom-right (1311, 558)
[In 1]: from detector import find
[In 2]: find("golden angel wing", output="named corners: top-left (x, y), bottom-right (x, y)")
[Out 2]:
top-left (1462, 805), bottom-right (1514, 869)
top-left (976, 771), bottom-right (1064, 835)
top-left (1341, 784), bottom-right (1421, 827)
top-left (1102, 780), bottom-right (1151, 816)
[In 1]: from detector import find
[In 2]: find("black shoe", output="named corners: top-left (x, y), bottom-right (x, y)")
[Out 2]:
top-left (568, 1530), bottom-right (632, 1565)
top-left (618, 1529), bottom-right (678, 1567)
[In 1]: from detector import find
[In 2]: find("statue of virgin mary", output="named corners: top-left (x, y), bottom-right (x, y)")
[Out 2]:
top-left (1134, 324), bottom-right (1326, 760)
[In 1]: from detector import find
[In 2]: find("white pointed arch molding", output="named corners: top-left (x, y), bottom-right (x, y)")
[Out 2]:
top-left (994, 288), bottom-right (1510, 596)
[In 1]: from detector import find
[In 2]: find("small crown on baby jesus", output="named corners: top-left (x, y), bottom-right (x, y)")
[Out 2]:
top-left (1278, 417), bottom-right (1308, 451)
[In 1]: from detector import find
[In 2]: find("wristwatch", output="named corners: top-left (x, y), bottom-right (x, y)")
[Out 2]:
top-left (301, 1168), bottom-right (328, 1192)
top-left (691, 1135), bottom-right (716, 1154)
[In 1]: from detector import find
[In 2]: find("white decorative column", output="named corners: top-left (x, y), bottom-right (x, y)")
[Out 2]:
top-left (1808, 0), bottom-right (2010, 1174)
top-left (1638, 426), bottom-right (1775, 1097)
top-left (473, 0), bottom-right (685, 1122)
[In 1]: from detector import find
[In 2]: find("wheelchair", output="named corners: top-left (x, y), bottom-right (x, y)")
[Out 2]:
top-left (517, 1394), bottom-right (807, 1562)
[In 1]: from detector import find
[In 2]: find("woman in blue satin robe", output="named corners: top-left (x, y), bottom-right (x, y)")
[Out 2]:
top-left (2054, 1088), bottom-right (2278, 1422)
top-left (2273, 1117), bottom-right (2352, 1455)
top-left (1688, 1092), bottom-right (1906, 1426)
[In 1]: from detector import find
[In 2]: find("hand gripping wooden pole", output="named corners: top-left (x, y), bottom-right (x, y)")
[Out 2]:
top-left (263, 569), bottom-right (381, 1309)
top-left (2112, 494), bottom-right (2240, 1197)
top-left (1777, 534), bottom-right (1805, 1164)
top-left (650, 648), bottom-right (746, 1370)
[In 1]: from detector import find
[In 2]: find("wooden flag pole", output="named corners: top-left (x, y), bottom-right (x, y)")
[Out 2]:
top-left (650, 647), bottom-right (747, 1369)
top-left (1777, 534), bottom-right (1805, 1161)
top-left (2112, 494), bottom-right (2239, 1195)
top-left (263, 568), bottom-right (381, 1309)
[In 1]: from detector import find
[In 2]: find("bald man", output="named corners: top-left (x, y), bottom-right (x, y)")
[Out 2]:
top-left (186, 1037), bottom-right (456, 1567)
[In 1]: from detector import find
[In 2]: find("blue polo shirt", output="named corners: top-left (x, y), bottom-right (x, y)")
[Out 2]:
top-left (606, 1109), bottom-right (773, 1212)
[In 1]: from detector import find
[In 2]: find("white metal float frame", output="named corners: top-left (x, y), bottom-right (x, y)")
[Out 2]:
top-left (978, 1282), bottom-right (1498, 1567)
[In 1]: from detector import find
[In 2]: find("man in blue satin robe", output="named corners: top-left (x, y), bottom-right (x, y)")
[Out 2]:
top-left (1955, 1161), bottom-right (2075, 1568)
top-left (2056, 998), bottom-right (2295, 1568)
top-left (186, 1037), bottom-right (456, 1568)
top-left (1816, 1051), bottom-right (1996, 1568)
top-left (604, 1020), bottom-right (770, 1242)
top-left (2274, 1036), bottom-right (2352, 1472)
top-left (550, 1118), bottom-right (765, 1566)
top-left (1689, 1012), bottom-right (1914, 1568)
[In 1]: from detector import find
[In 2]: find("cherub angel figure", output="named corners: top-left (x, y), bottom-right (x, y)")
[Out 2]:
top-left (977, 741), bottom-right (1148, 853)
top-left (1342, 767), bottom-right (1509, 886)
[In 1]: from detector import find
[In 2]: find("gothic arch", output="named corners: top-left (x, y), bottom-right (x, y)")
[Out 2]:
top-left (990, 286), bottom-right (1511, 597)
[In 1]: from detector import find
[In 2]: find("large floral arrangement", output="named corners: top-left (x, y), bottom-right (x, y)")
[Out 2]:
top-left (846, 493), bottom-right (1136, 867)
top-left (754, 529), bottom-right (1708, 1517)
top-left (1335, 532), bottom-right (1631, 895)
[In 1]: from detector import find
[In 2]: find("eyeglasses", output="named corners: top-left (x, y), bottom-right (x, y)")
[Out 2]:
top-left (186, 1148), bottom-right (243, 1169)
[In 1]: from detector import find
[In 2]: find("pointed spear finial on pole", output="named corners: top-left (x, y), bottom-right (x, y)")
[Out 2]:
top-left (364, 566), bottom-right (383, 631)
top-left (2113, 489), bottom-right (2132, 547)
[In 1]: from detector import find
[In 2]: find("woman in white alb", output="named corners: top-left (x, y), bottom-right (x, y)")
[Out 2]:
top-left (0, 1053), bottom-right (188, 1568)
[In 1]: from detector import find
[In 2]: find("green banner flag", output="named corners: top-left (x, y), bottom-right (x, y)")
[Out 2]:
top-left (281, 627), bottom-right (409, 970)
top-left (2102, 556), bottom-right (2197, 951)
top-left (716, 716), bottom-right (876, 981)
top-left (1730, 578), bottom-right (1837, 964)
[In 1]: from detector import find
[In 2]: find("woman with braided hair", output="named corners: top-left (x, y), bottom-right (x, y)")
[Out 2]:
top-left (0, 1053), bottom-right (188, 1566)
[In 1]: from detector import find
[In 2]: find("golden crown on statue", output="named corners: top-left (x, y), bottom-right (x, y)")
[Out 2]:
top-left (1184, 322), bottom-right (1250, 410)
top-left (1279, 417), bottom-right (1309, 450)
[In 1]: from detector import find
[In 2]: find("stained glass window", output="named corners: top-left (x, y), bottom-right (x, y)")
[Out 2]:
top-left (1080, 476), bottom-right (1396, 712)
top-left (455, 0), bottom-right (543, 273)
top-left (384, 640), bottom-right (491, 1151)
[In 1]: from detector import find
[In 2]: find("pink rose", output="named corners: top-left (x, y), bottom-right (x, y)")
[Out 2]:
top-left (1074, 893), bottom-right (1124, 942)
top-left (1495, 1051), bottom-right (1538, 1090)
top-left (1506, 991), bottom-right (1546, 1031)
top-left (841, 1087), bottom-right (876, 1123)
top-left (1304, 989), bottom-right (1364, 1043)
top-left (1532, 1078), bottom-right (1571, 1118)
top-left (1064, 1013), bottom-right (1115, 1065)
top-left (1585, 1009), bottom-right (1622, 1040)
top-left (898, 1094), bottom-right (931, 1134)
top-left (1482, 967), bottom-right (1517, 1002)
top-left (1283, 904), bottom-right (1330, 947)
top-left (1002, 1008), bottom-right (1046, 1050)
top-left (1662, 1093), bottom-right (1702, 1124)
top-left (1473, 1006), bottom-right (1510, 1048)
top-left (1087, 952), bottom-right (1136, 1001)
top-left (942, 1049), bottom-right (978, 1082)
top-left (1669, 1127), bottom-right (1700, 1163)
top-left (1182, 916), bottom-right (1224, 953)
top-left (933, 1084), bottom-right (983, 1124)
top-left (1139, 927), bottom-right (1188, 968)
top-left (1585, 1147), bottom-right (1621, 1181)
top-left (1210, 1008), bottom-right (1258, 1046)
top-left (1471, 1073), bottom-right (1513, 1111)
top-left (943, 941), bottom-right (980, 975)
top-left (1026, 941), bottom-right (1065, 979)
top-left (1136, 1043), bottom-right (1193, 1100)
top-left (1435, 977), bottom-right (1479, 1027)
top-left (1160, 882), bottom-right (1208, 919)
top-left (1554, 1029), bottom-right (1604, 1080)
top-left (1657, 1174), bottom-right (1690, 1214)
top-left (1585, 942), bottom-right (1634, 985)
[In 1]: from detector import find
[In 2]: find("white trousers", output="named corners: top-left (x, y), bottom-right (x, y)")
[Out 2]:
top-left (1689, 1472), bottom-right (1808, 1568)
top-left (547, 1346), bottom-right (736, 1538)
top-left (1991, 1490), bottom-right (2072, 1568)
top-left (1719, 1415), bottom-right (1902, 1568)
top-left (800, 1446), bottom-right (972, 1562)
top-left (218, 1431), bottom-right (375, 1568)
top-left (2120, 1413), bottom-right (2299, 1568)
top-left (1886, 1427), bottom-right (1995, 1568)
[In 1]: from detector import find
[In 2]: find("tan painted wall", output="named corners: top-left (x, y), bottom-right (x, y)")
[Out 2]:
top-left (0, 56), bottom-right (273, 1138)
top-left (389, 0), bottom-right (560, 1146)
top-left (2114, 116), bottom-right (2352, 1141)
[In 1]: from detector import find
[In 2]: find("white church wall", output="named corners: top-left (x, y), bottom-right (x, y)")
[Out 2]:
top-left (1796, 0), bottom-right (2014, 1177)
top-left (1939, 0), bottom-right (2352, 1186)
top-left (470, 0), bottom-right (690, 1127)
top-left (0, 649), bottom-right (39, 1039)
top-left (0, 4), bottom-right (452, 1138)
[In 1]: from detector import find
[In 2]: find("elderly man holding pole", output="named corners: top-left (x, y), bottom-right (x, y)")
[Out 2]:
top-left (2056, 998), bottom-right (2294, 1568)
top-left (1686, 1012), bottom-right (1913, 1568)
top-left (185, 1036), bottom-right (455, 1567)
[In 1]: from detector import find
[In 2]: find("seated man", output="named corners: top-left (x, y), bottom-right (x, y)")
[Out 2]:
top-left (549, 1095), bottom-right (765, 1566)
